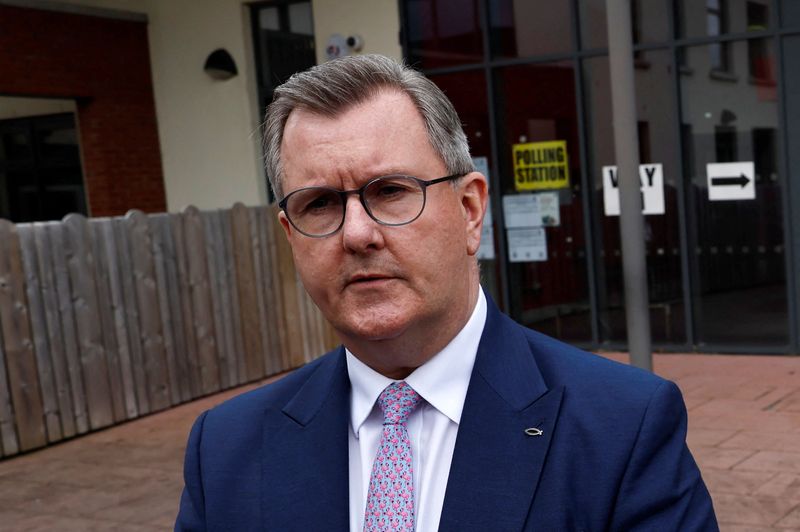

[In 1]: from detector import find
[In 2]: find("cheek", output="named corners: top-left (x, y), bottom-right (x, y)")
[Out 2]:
top-left (292, 246), bottom-right (333, 295)
top-left (413, 221), bottom-right (467, 276)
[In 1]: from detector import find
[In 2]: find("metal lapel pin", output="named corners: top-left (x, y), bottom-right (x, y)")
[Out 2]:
top-left (524, 427), bottom-right (544, 437)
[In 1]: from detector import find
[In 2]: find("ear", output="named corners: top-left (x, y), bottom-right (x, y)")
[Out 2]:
top-left (278, 209), bottom-right (294, 242)
top-left (458, 171), bottom-right (489, 256)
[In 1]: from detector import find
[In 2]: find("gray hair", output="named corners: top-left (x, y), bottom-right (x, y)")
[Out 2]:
top-left (262, 54), bottom-right (474, 199)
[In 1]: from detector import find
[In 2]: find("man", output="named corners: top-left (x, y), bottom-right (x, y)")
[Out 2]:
top-left (176, 54), bottom-right (717, 531)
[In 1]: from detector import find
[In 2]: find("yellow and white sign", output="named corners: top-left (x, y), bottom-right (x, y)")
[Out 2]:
top-left (512, 140), bottom-right (570, 191)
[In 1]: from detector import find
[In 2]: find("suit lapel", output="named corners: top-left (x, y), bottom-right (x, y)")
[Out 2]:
top-left (261, 349), bottom-right (351, 531)
top-left (439, 299), bottom-right (564, 532)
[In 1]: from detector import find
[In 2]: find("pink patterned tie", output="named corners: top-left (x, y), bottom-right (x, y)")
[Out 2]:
top-left (363, 381), bottom-right (421, 531)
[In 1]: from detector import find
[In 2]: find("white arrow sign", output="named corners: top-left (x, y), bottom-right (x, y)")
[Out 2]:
top-left (602, 163), bottom-right (665, 216)
top-left (707, 162), bottom-right (755, 201)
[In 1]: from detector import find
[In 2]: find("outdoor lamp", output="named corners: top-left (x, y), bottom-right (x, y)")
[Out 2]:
top-left (204, 49), bottom-right (238, 80)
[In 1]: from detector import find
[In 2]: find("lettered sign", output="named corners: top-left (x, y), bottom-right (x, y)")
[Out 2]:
top-left (602, 163), bottom-right (665, 216)
top-left (513, 141), bottom-right (570, 191)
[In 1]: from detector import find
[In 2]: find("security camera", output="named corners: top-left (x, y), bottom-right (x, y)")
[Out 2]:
top-left (346, 35), bottom-right (363, 51)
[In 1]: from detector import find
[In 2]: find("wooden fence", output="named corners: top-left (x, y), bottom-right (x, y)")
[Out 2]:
top-left (0, 203), bottom-right (337, 458)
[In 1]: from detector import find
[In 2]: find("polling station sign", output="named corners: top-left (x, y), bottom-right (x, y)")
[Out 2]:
top-left (512, 141), bottom-right (570, 191)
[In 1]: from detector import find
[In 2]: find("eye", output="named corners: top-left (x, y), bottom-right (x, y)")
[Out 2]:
top-left (375, 183), bottom-right (405, 197)
top-left (306, 195), bottom-right (332, 210)
top-left (291, 188), bottom-right (339, 216)
top-left (369, 177), bottom-right (417, 200)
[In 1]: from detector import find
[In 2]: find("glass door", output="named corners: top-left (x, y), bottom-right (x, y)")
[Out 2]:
top-left (680, 39), bottom-right (789, 346)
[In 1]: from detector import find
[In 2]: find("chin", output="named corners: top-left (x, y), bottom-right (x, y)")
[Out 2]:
top-left (333, 309), bottom-right (411, 342)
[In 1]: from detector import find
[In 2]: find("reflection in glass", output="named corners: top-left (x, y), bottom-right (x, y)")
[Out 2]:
top-left (404, 0), bottom-right (483, 69)
top-left (494, 62), bottom-right (591, 342)
top-left (288, 2), bottom-right (313, 35)
top-left (489, 0), bottom-right (571, 58)
top-left (584, 51), bottom-right (686, 345)
top-left (579, 0), bottom-right (669, 49)
top-left (428, 71), bottom-right (501, 301)
top-left (251, 1), bottom-right (316, 113)
top-left (0, 113), bottom-right (87, 222)
top-left (782, 0), bottom-right (800, 28)
top-left (680, 39), bottom-right (788, 345)
top-left (259, 7), bottom-right (279, 30)
top-left (678, 0), bottom-right (775, 38)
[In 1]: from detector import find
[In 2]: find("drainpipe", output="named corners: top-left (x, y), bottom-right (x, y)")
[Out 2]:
top-left (605, 0), bottom-right (653, 371)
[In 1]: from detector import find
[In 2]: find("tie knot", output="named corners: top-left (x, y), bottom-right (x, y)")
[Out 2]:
top-left (377, 381), bottom-right (421, 425)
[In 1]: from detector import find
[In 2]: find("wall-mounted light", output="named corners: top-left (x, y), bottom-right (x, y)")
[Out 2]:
top-left (204, 49), bottom-right (238, 81)
top-left (720, 109), bottom-right (737, 125)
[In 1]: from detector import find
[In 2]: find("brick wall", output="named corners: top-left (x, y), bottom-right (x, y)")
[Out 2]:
top-left (0, 5), bottom-right (166, 216)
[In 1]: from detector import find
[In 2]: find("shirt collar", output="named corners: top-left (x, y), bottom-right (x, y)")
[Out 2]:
top-left (346, 289), bottom-right (487, 438)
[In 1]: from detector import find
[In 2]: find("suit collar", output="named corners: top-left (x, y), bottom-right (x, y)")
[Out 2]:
top-left (281, 347), bottom-right (348, 426)
top-left (262, 349), bottom-right (351, 530)
top-left (266, 292), bottom-right (563, 531)
top-left (439, 293), bottom-right (564, 531)
top-left (472, 292), bottom-right (548, 410)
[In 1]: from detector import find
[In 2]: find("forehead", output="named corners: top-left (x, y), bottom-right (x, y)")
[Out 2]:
top-left (279, 90), bottom-right (444, 188)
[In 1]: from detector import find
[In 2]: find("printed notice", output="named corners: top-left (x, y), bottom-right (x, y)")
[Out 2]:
top-left (472, 156), bottom-right (489, 179)
top-left (512, 140), bottom-right (570, 191)
top-left (502, 194), bottom-right (541, 228)
top-left (477, 201), bottom-right (495, 260)
top-left (507, 228), bottom-right (547, 262)
top-left (537, 191), bottom-right (560, 227)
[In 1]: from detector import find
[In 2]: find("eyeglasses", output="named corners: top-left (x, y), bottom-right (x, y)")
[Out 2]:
top-left (278, 173), bottom-right (465, 238)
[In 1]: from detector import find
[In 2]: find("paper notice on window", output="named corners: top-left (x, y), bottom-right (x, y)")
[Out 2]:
top-left (472, 156), bottom-right (489, 181)
top-left (477, 228), bottom-right (495, 260)
top-left (537, 191), bottom-right (560, 227)
top-left (477, 201), bottom-right (495, 260)
top-left (502, 194), bottom-right (541, 228)
top-left (507, 227), bottom-right (547, 262)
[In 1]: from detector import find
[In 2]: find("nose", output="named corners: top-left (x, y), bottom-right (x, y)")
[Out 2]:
top-left (340, 194), bottom-right (385, 253)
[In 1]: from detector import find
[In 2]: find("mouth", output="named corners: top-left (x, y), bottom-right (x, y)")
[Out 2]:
top-left (346, 273), bottom-right (397, 287)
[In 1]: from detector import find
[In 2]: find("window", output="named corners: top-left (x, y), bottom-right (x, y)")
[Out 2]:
top-left (748, 3), bottom-right (773, 81)
top-left (251, 1), bottom-right (316, 113)
top-left (715, 125), bottom-right (738, 162)
top-left (707, 0), bottom-right (731, 72)
top-left (403, 0), bottom-right (483, 68)
top-left (0, 113), bottom-right (86, 222)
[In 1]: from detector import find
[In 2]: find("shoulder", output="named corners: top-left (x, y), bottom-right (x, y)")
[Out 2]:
top-left (520, 322), bottom-right (670, 403)
top-left (198, 348), bottom-right (343, 437)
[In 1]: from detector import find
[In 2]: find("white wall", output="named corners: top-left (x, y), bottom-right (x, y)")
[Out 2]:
top-left (33, 0), bottom-right (400, 211)
top-left (312, 0), bottom-right (401, 63)
top-left (144, 0), bottom-right (267, 211)
top-left (34, 0), bottom-right (265, 211)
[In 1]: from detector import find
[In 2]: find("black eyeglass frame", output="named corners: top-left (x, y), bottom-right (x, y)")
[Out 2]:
top-left (278, 172), bottom-right (467, 238)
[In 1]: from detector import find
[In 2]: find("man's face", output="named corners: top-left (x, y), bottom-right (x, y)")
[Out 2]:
top-left (278, 90), bottom-right (486, 369)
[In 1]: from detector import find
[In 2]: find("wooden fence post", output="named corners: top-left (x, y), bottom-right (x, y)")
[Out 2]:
top-left (63, 214), bottom-right (114, 431)
top-left (32, 222), bottom-right (78, 438)
top-left (17, 224), bottom-right (62, 442)
top-left (232, 203), bottom-right (265, 381)
top-left (125, 210), bottom-right (171, 412)
top-left (0, 220), bottom-right (47, 451)
top-left (183, 206), bottom-right (221, 395)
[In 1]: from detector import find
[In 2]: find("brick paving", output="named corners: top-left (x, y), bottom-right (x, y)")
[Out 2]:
top-left (0, 353), bottom-right (798, 531)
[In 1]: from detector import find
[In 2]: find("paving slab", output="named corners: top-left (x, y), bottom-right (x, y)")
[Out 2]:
top-left (0, 353), bottom-right (798, 531)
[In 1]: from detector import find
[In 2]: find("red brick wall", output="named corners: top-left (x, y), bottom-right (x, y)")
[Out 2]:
top-left (0, 5), bottom-right (166, 216)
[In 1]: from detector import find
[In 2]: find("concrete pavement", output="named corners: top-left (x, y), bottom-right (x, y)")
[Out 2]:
top-left (0, 352), bottom-right (798, 531)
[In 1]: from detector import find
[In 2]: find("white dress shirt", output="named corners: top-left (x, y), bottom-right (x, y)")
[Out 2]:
top-left (346, 289), bottom-right (487, 532)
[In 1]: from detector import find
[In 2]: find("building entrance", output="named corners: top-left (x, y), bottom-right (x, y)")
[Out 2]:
top-left (401, 0), bottom-right (796, 353)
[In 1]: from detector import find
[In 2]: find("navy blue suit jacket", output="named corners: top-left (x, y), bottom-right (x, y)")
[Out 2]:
top-left (176, 297), bottom-right (718, 531)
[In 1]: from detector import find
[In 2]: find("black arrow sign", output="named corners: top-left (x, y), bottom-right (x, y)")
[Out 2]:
top-left (711, 173), bottom-right (750, 188)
